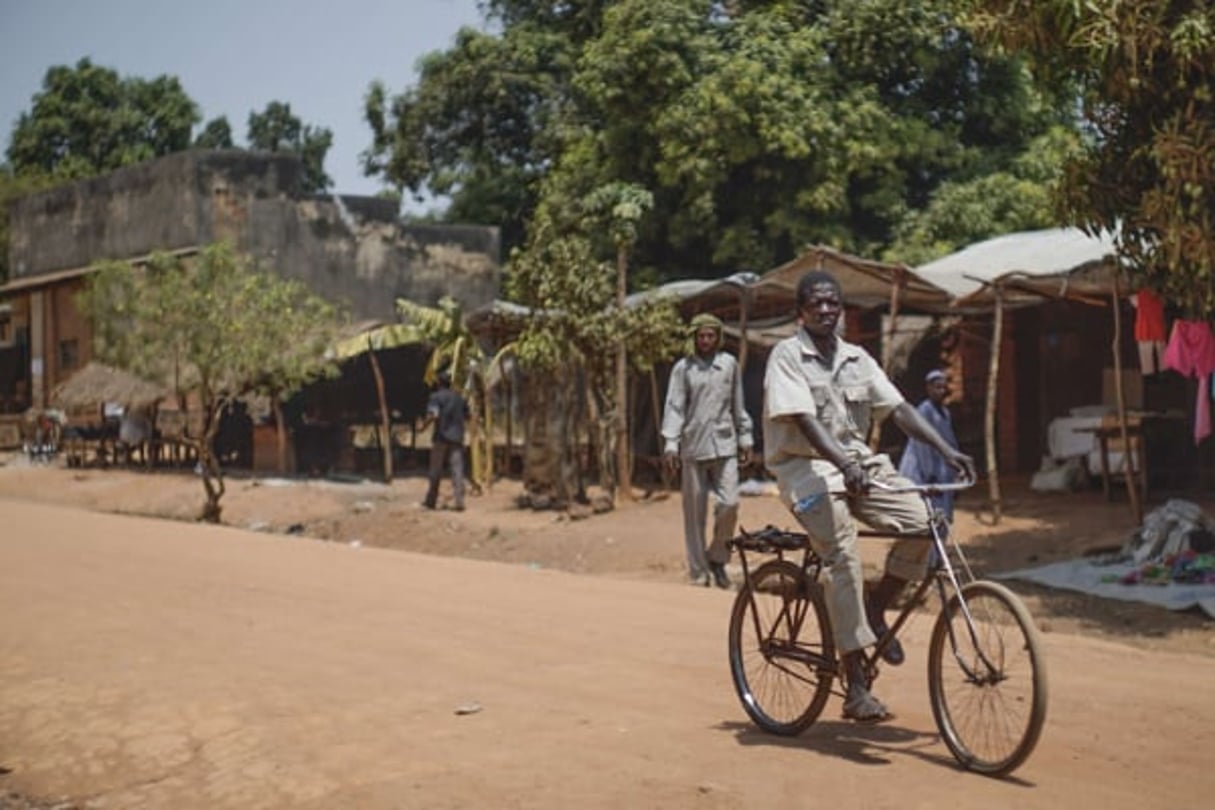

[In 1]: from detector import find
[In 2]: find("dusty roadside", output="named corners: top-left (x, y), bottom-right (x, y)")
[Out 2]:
top-left (1, 454), bottom-right (1212, 656)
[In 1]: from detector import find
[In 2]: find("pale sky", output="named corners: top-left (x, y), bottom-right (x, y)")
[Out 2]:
top-left (0, 0), bottom-right (485, 209)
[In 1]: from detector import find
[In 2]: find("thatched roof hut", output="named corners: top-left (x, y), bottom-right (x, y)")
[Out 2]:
top-left (51, 362), bottom-right (168, 411)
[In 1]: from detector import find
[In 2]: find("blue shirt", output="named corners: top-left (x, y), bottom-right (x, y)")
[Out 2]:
top-left (898, 398), bottom-right (960, 519)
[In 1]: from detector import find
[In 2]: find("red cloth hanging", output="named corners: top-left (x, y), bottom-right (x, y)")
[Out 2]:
top-left (1134, 289), bottom-right (1167, 342)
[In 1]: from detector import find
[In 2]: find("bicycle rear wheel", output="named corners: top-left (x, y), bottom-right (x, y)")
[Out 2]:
top-left (728, 560), bottom-right (835, 735)
top-left (928, 580), bottom-right (1048, 777)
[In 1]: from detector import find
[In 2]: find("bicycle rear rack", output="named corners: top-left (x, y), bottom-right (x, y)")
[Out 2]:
top-left (730, 525), bottom-right (810, 554)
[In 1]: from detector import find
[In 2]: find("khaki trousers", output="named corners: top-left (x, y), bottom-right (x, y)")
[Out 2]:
top-left (790, 456), bottom-right (930, 653)
top-left (681, 455), bottom-right (740, 580)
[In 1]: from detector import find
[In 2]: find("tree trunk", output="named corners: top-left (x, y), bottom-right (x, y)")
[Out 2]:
top-left (615, 245), bottom-right (632, 501)
top-left (521, 364), bottom-right (583, 508)
top-left (650, 368), bottom-right (671, 491)
top-left (197, 401), bottom-right (226, 523)
top-left (587, 379), bottom-right (614, 495)
top-left (273, 395), bottom-right (288, 474)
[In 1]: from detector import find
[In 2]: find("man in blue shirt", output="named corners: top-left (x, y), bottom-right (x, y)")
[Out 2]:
top-left (898, 369), bottom-right (961, 522)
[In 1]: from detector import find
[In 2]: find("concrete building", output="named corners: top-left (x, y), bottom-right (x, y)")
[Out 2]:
top-left (0, 149), bottom-right (501, 415)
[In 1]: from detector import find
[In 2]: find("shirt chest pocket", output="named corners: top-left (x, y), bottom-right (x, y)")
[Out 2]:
top-left (842, 385), bottom-right (873, 437)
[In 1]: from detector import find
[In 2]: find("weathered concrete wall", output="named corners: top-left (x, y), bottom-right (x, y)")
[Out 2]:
top-left (7, 150), bottom-right (301, 277)
top-left (240, 197), bottom-right (500, 320)
top-left (6, 150), bottom-right (501, 320)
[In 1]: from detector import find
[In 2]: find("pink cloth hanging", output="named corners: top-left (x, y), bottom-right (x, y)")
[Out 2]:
top-left (1162, 320), bottom-right (1215, 443)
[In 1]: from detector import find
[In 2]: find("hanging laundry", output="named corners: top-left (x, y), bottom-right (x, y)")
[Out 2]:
top-left (1162, 320), bottom-right (1215, 443)
top-left (1134, 289), bottom-right (1167, 341)
top-left (1132, 290), bottom-right (1168, 375)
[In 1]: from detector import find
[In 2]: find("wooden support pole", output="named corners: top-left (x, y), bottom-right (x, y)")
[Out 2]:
top-left (881, 268), bottom-right (905, 373)
top-left (367, 340), bottom-right (393, 483)
top-left (985, 286), bottom-right (1004, 524)
top-left (737, 285), bottom-right (750, 378)
top-left (1111, 279), bottom-right (1143, 524)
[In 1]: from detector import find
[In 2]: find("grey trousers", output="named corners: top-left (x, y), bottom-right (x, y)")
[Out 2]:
top-left (681, 455), bottom-right (740, 580)
top-left (791, 456), bottom-right (931, 653)
top-left (424, 439), bottom-right (465, 509)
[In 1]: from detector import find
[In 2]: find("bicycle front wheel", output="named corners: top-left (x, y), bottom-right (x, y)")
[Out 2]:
top-left (928, 580), bottom-right (1048, 777)
top-left (728, 560), bottom-right (835, 736)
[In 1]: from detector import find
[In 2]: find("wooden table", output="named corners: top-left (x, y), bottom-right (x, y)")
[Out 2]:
top-left (1076, 422), bottom-right (1146, 501)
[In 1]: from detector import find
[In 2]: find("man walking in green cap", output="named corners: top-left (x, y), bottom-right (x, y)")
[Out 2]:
top-left (661, 313), bottom-right (754, 588)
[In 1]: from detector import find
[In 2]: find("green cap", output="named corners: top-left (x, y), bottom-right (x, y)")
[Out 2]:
top-left (688, 313), bottom-right (723, 334)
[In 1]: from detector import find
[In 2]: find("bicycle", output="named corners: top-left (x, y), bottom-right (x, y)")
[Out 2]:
top-left (726, 478), bottom-right (1047, 777)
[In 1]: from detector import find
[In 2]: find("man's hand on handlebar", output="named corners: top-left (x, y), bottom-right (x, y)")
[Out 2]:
top-left (947, 450), bottom-right (977, 484)
top-left (842, 460), bottom-right (869, 496)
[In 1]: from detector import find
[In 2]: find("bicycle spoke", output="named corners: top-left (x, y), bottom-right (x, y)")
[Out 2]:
top-left (729, 560), bottom-right (835, 735)
top-left (929, 581), bottom-right (1047, 777)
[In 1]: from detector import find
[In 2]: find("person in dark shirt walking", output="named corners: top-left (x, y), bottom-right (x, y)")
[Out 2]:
top-left (418, 369), bottom-right (469, 511)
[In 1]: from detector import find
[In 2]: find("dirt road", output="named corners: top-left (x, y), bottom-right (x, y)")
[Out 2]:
top-left (2, 498), bottom-right (1213, 809)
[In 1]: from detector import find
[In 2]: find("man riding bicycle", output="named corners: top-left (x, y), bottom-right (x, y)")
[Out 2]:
top-left (762, 270), bottom-right (975, 723)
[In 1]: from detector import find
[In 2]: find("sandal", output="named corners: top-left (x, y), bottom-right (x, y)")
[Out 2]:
top-left (842, 692), bottom-right (892, 724)
top-left (866, 606), bottom-right (905, 666)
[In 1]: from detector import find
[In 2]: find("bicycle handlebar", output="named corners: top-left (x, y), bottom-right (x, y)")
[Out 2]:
top-left (866, 476), bottom-right (976, 495)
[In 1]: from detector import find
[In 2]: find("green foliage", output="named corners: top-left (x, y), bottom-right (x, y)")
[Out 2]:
top-left (505, 215), bottom-right (683, 378)
top-left (6, 58), bottom-right (200, 179)
top-left (966, 0), bottom-right (1215, 316)
top-left (360, 21), bottom-right (570, 251)
top-left (583, 181), bottom-right (654, 267)
top-left (81, 242), bottom-right (341, 405)
top-left (247, 101), bottom-right (334, 193)
top-left (396, 296), bottom-right (476, 385)
top-left (884, 126), bottom-right (1081, 265)
top-left (194, 116), bottom-right (235, 149)
top-left (78, 242), bottom-right (343, 520)
top-left (365, 0), bottom-right (1072, 278)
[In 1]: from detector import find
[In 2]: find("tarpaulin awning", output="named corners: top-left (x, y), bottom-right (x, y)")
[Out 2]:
top-left (757, 245), bottom-right (955, 315)
top-left (914, 227), bottom-right (1123, 308)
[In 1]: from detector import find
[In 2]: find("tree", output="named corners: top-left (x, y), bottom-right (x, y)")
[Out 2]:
top-left (364, 0), bottom-right (1074, 278)
top-left (247, 101), bottom-right (334, 193)
top-left (506, 207), bottom-right (683, 505)
top-left (583, 182), bottom-right (653, 499)
top-left (194, 116), bottom-right (235, 149)
top-left (360, 23), bottom-right (570, 252)
top-left (79, 242), bottom-right (343, 522)
top-left (965, 0), bottom-right (1215, 316)
top-left (6, 58), bottom-right (199, 179)
top-left (884, 126), bottom-right (1082, 265)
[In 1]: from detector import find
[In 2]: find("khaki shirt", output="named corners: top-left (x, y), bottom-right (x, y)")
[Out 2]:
top-left (763, 329), bottom-right (903, 498)
top-left (661, 351), bottom-right (754, 461)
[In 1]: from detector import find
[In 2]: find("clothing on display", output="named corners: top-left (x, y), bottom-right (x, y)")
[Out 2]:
top-left (1162, 320), bottom-right (1215, 444)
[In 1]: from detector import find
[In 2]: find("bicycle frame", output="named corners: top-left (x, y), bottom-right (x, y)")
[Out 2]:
top-left (731, 529), bottom-right (833, 677)
top-left (732, 479), bottom-right (998, 687)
